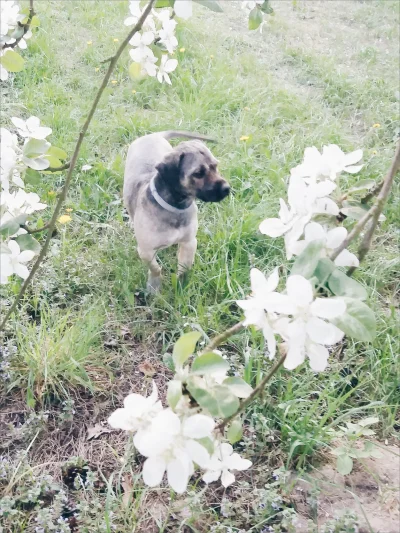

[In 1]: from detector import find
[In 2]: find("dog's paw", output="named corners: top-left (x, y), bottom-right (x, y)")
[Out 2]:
top-left (147, 276), bottom-right (161, 294)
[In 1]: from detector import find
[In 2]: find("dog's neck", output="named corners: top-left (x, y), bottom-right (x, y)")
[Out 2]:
top-left (152, 173), bottom-right (193, 211)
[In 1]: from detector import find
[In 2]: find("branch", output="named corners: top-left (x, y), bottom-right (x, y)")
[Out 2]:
top-left (200, 322), bottom-right (244, 354)
top-left (217, 352), bottom-right (287, 432)
top-left (360, 180), bottom-right (384, 205)
top-left (330, 141), bottom-right (400, 272)
top-left (2, 0), bottom-right (35, 51)
top-left (47, 162), bottom-right (70, 172)
top-left (21, 222), bottom-right (53, 235)
top-left (0, 0), bottom-right (157, 332)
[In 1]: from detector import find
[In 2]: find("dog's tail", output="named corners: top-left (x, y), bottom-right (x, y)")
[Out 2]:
top-left (158, 131), bottom-right (217, 143)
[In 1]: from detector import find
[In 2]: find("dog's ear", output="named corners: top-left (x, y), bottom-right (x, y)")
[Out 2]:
top-left (156, 152), bottom-right (185, 183)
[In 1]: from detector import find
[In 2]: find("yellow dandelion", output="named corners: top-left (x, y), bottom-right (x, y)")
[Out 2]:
top-left (95, 67), bottom-right (100, 72)
top-left (111, 80), bottom-right (118, 85)
top-left (372, 150), bottom-right (377, 155)
top-left (240, 135), bottom-right (250, 141)
top-left (372, 123), bottom-right (381, 128)
top-left (132, 89), bottom-right (137, 94)
top-left (113, 38), bottom-right (119, 42)
top-left (210, 54), bottom-right (214, 59)
top-left (244, 107), bottom-right (250, 111)
top-left (87, 40), bottom-right (93, 45)
top-left (66, 208), bottom-right (73, 213)
top-left (58, 215), bottom-right (72, 224)
top-left (179, 47), bottom-right (185, 52)
top-left (48, 191), bottom-right (56, 197)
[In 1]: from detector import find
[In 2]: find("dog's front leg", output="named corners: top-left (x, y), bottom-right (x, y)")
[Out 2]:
top-left (177, 238), bottom-right (197, 278)
top-left (137, 246), bottom-right (162, 292)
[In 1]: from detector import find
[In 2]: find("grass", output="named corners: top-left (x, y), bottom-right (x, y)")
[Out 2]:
top-left (0, 1), bottom-right (399, 531)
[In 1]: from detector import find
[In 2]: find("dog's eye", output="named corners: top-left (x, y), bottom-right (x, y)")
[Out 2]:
top-left (192, 169), bottom-right (205, 179)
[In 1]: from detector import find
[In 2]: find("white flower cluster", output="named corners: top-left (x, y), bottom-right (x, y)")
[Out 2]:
top-left (259, 145), bottom-right (363, 265)
top-left (0, 0), bottom-right (32, 81)
top-left (1, 117), bottom-right (51, 284)
top-left (237, 145), bottom-right (365, 372)
top-left (108, 379), bottom-right (251, 494)
top-left (125, 0), bottom-right (191, 85)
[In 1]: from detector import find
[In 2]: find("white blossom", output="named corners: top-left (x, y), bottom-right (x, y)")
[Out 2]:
top-left (129, 31), bottom-right (157, 76)
top-left (1, 240), bottom-right (35, 283)
top-left (267, 275), bottom-right (346, 371)
top-left (203, 443), bottom-right (252, 488)
top-left (157, 55), bottom-right (178, 85)
top-left (11, 116), bottom-right (52, 140)
top-left (289, 222), bottom-right (359, 267)
top-left (136, 410), bottom-right (214, 493)
top-left (158, 18), bottom-right (178, 54)
top-left (236, 267), bottom-right (279, 358)
top-left (124, 0), bottom-right (156, 32)
top-left (0, 0), bottom-right (24, 39)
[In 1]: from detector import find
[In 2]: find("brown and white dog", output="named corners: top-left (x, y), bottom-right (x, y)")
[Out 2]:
top-left (123, 131), bottom-right (230, 291)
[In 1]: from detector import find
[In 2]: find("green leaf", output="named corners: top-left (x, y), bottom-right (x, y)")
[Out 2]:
top-left (340, 205), bottom-right (368, 221)
top-left (290, 240), bottom-right (324, 278)
top-left (248, 6), bottom-right (263, 30)
top-left (332, 298), bottom-right (376, 342)
top-left (44, 155), bottom-right (62, 168)
top-left (314, 258), bottom-right (336, 286)
top-left (260, 0), bottom-right (274, 14)
top-left (191, 352), bottom-right (229, 375)
top-left (331, 446), bottom-right (349, 457)
top-left (197, 437), bottom-right (214, 455)
top-left (23, 138), bottom-right (50, 158)
top-left (26, 388), bottom-right (36, 409)
top-left (172, 331), bottom-right (201, 368)
top-left (167, 380), bottom-right (182, 409)
top-left (223, 377), bottom-right (253, 398)
top-left (336, 454), bottom-right (353, 475)
top-left (227, 419), bottom-right (243, 444)
top-left (358, 416), bottom-right (379, 427)
top-left (328, 269), bottom-right (367, 300)
top-left (1, 243), bottom-right (11, 254)
top-left (0, 50), bottom-right (25, 72)
top-left (24, 168), bottom-right (41, 185)
top-left (15, 234), bottom-right (40, 254)
top-left (348, 180), bottom-right (376, 195)
top-left (31, 15), bottom-right (40, 28)
top-left (128, 62), bottom-right (144, 81)
top-left (163, 353), bottom-right (175, 371)
top-left (150, 44), bottom-right (163, 61)
top-left (214, 385), bottom-right (240, 418)
top-left (47, 146), bottom-right (67, 160)
top-left (186, 377), bottom-right (219, 416)
top-left (193, 0), bottom-right (223, 12)
top-left (0, 219), bottom-right (20, 238)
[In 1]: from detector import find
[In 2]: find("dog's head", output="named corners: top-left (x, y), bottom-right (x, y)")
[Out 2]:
top-left (155, 140), bottom-right (230, 203)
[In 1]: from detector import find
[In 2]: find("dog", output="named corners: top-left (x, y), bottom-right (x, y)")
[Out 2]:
top-left (123, 131), bottom-right (230, 291)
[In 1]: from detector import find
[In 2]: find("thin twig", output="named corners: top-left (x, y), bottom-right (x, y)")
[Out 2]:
top-left (47, 162), bottom-right (70, 172)
top-left (329, 141), bottom-right (400, 271)
top-left (2, 0), bottom-right (35, 50)
top-left (217, 352), bottom-right (287, 432)
top-left (21, 222), bottom-right (53, 235)
top-left (346, 141), bottom-right (400, 276)
top-left (200, 322), bottom-right (244, 354)
top-left (0, 0), bottom-right (156, 332)
top-left (361, 180), bottom-right (384, 205)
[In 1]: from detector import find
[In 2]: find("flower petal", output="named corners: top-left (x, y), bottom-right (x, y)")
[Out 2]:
top-left (185, 440), bottom-right (210, 468)
top-left (263, 321), bottom-right (276, 359)
top-left (13, 263), bottom-right (29, 280)
top-left (306, 342), bottom-right (329, 372)
top-left (304, 222), bottom-right (326, 243)
top-left (326, 227), bottom-right (347, 249)
top-left (344, 164), bottom-right (363, 174)
top-left (167, 456), bottom-right (190, 493)
top-left (219, 443), bottom-right (233, 459)
top-left (164, 58), bottom-right (178, 73)
top-left (334, 249), bottom-right (359, 267)
top-left (123, 393), bottom-right (149, 416)
top-left (152, 409), bottom-right (180, 436)
top-left (221, 469), bottom-right (235, 488)
top-left (202, 470), bottom-right (221, 484)
top-left (18, 250), bottom-right (35, 263)
top-left (108, 408), bottom-right (134, 430)
top-left (314, 181), bottom-right (336, 197)
top-left (183, 414), bottom-right (214, 438)
top-left (142, 456), bottom-right (166, 487)
top-left (310, 297), bottom-right (346, 319)
top-left (174, 0), bottom-right (193, 19)
top-left (306, 317), bottom-right (344, 345)
top-left (343, 149), bottom-right (363, 166)
top-left (263, 293), bottom-right (296, 315)
top-left (259, 218), bottom-right (287, 237)
top-left (286, 275), bottom-right (313, 306)
top-left (224, 453), bottom-right (252, 471)
top-left (313, 198), bottom-right (339, 216)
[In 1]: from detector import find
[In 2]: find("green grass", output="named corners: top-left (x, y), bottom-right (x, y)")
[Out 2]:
top-left (0, 1), bottom-right (399, 531)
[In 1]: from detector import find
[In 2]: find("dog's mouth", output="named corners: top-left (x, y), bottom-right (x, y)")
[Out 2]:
top-left (197, 183), bottom-right (230, 203)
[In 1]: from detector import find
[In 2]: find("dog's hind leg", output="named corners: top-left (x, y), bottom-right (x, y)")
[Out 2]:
top-left (177, 238), bottom-right (197, 278)
top-left (137, 246), bottom-right (162, 292)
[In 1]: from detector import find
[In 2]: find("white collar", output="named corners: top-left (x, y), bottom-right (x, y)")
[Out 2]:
top-left (149, 177), bottom-right (193, 214)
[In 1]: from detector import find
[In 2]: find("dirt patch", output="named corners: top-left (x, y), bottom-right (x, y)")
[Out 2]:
top-left (290, 442), bottom-right (400, 532)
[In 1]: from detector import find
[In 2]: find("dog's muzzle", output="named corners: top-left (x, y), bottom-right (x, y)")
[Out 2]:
top-left (197, 181), bottom-right (230, 203)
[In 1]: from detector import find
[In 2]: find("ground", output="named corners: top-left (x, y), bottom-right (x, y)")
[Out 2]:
top-left (0, 1), bottom-right (399, 532)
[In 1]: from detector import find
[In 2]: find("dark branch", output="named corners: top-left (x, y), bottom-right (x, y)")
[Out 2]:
top-left (47, 162), bottom-right (70, 172)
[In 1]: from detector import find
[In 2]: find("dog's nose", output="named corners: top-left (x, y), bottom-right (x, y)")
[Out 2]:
top-left (220, 183), bottom-right (230, 199)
